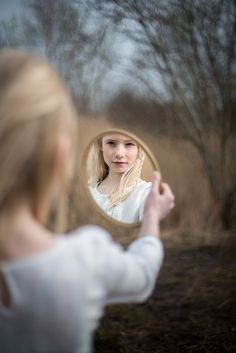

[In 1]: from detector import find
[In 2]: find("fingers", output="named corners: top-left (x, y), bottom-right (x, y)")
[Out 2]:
top-left (162, 183), bottom-right (175, 210)
top-left (151, 171), bottom-right (161, 184)
top-left (151, 172), bottom-right (175, 209)
top-left (161, 183), bottom-right (175, 200)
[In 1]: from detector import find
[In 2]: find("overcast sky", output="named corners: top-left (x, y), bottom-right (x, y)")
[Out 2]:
top-left (0, 0), bottom-right (161, 106)
top-left (0, 0), bottom-right (24, 20)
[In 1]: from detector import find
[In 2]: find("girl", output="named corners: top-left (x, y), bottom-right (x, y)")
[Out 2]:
top-left (88, 133), bottom-right (152, 224)
top-left (0, 49), bottom-right (174, 353)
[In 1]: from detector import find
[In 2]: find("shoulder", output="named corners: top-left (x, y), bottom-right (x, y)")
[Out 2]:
top-left (64, 225), bottom-right (112, 254)
top-left (137, 180), bottom-right (152, 189)
top-left (62, 226), bottom-right (120, 274)
top-left (135, 180), bottom-right (152, 196)
top-left (124, 181), bottom-right (151, 203)
top-left (67, 225), bottom-right (111, 241)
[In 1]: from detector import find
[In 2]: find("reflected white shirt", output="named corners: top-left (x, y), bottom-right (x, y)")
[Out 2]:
top-left (89, 180), bottom-right (151, 224)
top-left (0, 226), bottom-right (164, 353)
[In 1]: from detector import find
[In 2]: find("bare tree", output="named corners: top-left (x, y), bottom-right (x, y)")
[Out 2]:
top-left (94, 0), bottom-right (236, 228)
top-left (0, 16), bottom-right (27, 48)
top-left (0, 0), bottom-right (114, 109)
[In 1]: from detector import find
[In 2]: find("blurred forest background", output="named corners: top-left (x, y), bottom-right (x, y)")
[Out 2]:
top-left (0, 1), bottom-right (235, 352)
top-left (1, 0), bottom-right (235, 243)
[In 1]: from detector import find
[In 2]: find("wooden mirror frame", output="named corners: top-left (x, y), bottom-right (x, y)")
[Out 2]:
top-left (81, 128), bottom-right (161, 228)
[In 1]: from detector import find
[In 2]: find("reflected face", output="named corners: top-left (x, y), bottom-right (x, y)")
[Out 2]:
top-left (101, 134), bottom-right (138, 173)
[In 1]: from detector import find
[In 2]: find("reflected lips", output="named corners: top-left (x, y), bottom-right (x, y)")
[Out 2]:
top-left (112, 162), bottom-right (127, 166)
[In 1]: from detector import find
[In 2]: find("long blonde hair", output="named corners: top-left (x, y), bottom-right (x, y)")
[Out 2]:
top-left (88, 136), bottom-right (146, 208)
top-left (0, 49), bottom-right (78, 233)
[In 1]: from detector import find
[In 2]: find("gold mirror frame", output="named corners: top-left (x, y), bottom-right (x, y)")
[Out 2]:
top-left (81, 128), bottom-right (161, 228)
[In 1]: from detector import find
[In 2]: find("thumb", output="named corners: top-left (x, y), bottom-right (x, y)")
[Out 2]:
top-left (151, 171), bottom-right (161, 192)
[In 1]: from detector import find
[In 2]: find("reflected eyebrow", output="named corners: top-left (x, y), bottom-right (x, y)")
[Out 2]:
top-left (124, 140), bottom-right (136, 143)
top-left (104, 138), bottom-right (136, 143)
top-left (104, 139), bottom-right (117, 143)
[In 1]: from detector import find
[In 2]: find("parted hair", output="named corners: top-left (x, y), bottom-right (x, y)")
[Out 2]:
top-left (88, 136), bottom-right (146, 208)
top-left (0, 49), bottom-right (78, 233)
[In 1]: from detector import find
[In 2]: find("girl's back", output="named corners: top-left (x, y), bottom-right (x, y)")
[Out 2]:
top-left (0, 226), bottom-right (164, 353)
top-left (0, 48), bottom-right (174, 353)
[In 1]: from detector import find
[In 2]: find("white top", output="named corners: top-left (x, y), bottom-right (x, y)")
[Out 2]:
top-left (0, 225), bottom-right (164, 353)
top-left (89, 180), bottom-right (152, 224)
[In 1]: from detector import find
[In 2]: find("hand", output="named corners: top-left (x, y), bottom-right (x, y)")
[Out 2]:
top-left (139, 172), bottom-right (175, 238)
top-left (145, 171), bottom-right (175, 220)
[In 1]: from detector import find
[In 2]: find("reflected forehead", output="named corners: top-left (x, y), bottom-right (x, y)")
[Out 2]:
top-left (102, 134), bottom-right (135, 143)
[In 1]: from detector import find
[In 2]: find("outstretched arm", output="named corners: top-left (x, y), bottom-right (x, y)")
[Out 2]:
top-left (102, 172), bottom-right (175, 304)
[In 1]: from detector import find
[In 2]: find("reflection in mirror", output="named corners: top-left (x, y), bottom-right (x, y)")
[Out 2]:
top-left (85, 131), bottom-right (160, 226)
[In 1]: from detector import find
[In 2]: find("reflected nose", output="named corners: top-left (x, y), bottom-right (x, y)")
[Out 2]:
top-left (115, 145), bottom-right (125, 159)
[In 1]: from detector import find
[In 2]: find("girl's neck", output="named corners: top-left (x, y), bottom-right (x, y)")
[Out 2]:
top-left (98, 172), bottom-right (123, 194)
top-left (0, 204), bottom-right (54, 262)
top-left (104, 172), bottom-right (123, 186)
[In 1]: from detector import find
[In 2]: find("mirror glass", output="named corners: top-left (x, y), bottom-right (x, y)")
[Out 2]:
top-left (82, 129), bottom-right (160, 227)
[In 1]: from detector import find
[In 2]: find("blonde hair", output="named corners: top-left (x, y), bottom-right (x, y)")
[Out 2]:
top-left (88, 137), bottom-right (146, 208)
top-left (0, 49), bottom-right (78, 233)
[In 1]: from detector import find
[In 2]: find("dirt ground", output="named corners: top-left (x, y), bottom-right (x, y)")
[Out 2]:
top-left (95, 237), bottom-right (236, 353)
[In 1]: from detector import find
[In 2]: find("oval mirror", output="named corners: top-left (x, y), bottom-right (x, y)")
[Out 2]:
top-left (82, 129), bottom-right (161, 228)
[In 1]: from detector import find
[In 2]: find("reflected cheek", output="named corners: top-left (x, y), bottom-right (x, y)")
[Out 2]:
top-left (128, 150), bottom-right (138, 164)
top-left (102, 149), bottom-right (112, 164)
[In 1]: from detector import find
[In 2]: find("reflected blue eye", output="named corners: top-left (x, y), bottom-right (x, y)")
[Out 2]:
top-left (105, 140), bottom-right (136, 147)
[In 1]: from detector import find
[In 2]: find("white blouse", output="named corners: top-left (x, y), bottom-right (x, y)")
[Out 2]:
top-left (0, 225), bottom-right (164, 353)
top-left (89, 180), bottom-right (152, 224)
